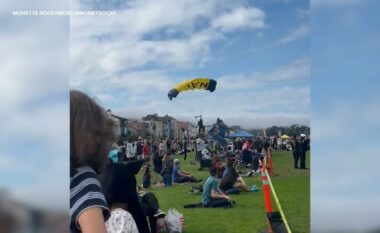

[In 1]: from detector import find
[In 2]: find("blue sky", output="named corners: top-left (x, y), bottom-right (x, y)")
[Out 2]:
top-left (0, 0), bottom-right (69, 210)
top-left (311, 0), bottom-right (380, 231)
top-left (70, 0), bottom-right (310, 129)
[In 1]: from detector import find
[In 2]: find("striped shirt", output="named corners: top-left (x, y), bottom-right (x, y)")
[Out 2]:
top-left (70, 166), bottom-right (110, 233)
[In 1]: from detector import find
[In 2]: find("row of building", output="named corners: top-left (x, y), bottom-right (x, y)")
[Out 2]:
top-left (107, 111), bottom-right (200, 140)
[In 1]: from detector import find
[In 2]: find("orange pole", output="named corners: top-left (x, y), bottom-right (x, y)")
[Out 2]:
top-left (261, 167), bottom-right (273, 232)
top-left (261, 167), bottom-right (273, 213)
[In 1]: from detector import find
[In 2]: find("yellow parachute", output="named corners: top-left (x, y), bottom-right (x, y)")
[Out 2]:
top-left (168, 78), bottom-right (217, 100)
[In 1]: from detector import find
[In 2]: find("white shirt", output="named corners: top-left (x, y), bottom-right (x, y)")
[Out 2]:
top-left (196, 142), bottom-right (205, 152)
top-left (126, 143), bottom-right (135, 158)
top-left (106, 208), bottom-right (139, 233)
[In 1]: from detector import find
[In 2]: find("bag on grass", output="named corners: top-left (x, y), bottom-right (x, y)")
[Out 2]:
top-left (164, 208), bottom-right (183, 233)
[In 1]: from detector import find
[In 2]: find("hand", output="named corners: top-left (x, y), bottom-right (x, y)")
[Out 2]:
top-left (180, 217), bottom-right (185, 226)
top-left (225, 195), bottom-right (232, 202)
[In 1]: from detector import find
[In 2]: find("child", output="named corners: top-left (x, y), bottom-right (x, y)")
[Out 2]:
top-left (142, 157), bottom-right (152, 188)
top-left (161, 152), bottom-right (174, 187)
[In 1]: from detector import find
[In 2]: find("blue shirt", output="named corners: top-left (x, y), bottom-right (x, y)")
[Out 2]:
top-left (202, 176), bottom-right (219, 205)
top-left (172, 164), bottom-right (181, 183)
top-left (222, 168), bottom-right (228, 178)
top-left (108, 149), bottom-right (118, 163)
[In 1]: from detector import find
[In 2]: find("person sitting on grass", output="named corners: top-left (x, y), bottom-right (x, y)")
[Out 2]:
top-left (172, 159), bottom-right (202, 184)
top-left (220, 158), bottom-right (258, 193)
top-left (103, 162), bottom-right (166, 233)
top-left (202, 167), bottom-right (234, 208)
top-left (161, 152), bottom-right (174, 187)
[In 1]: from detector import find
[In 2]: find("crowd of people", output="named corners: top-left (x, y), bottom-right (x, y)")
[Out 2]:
top-left (70, 90), bottom-right (309, 233)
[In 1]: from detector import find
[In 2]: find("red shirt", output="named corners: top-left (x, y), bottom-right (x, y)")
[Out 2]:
top-left (143, 144), bottom-right (150, 158)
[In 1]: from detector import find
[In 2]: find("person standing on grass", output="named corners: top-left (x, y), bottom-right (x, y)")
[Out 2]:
top-left (297, 134), bottom-right (309, 169)
top-left (183, 139), bottom-right (188, 160)
top-left (195, 138), bottom-right (205, 161)
top-left (290, 135), bottom-right (299, 168)
top-left (143, 140), bottom-right (150, 159)
top-left (142, 157), bottom-right (152, 188)
top-left (161, 152), bottom-right (174, 186)
top-left (126, 139), bottom-right (135, 161)
top-left (70, 90), bottom-right (115, 233)
top-left (159, 140), bottom-right (165, 157)
top-left (152, 141), bottom-right (162, 177)
top-left (166, 139), bottom-right (171, 152)
top-left (202, 167), bottom-right (234, 208)
top-left (136, 137), bottom-right (143, 160)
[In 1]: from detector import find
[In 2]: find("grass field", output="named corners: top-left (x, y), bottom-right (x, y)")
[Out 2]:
top-left (137, 151), bottom-right (310, 233)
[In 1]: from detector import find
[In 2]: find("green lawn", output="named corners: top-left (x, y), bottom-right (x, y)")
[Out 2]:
top-left (138, 151), bottom-right (310, 233)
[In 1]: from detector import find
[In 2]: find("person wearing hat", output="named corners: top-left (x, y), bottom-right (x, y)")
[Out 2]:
top-left (172, 159), bottom-right (202, 184)
top-left (296, 134), bottom-right (309, 169)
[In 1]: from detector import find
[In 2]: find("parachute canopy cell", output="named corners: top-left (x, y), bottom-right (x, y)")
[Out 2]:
top-left (168, 78), bottom-right (217, 100)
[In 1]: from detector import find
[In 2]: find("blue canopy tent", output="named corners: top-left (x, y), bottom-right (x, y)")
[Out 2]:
top-left (227, 130), bottom-right (254, 138)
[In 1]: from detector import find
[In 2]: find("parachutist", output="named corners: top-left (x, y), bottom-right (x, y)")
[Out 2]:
top-left (167, 78), bottom-right (217, 100)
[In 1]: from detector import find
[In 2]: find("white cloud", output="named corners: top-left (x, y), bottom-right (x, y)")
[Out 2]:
top-left (72, 69), bottom-right (173, 94)
top-left (218, 59), bottom-right (310, 89)
top-left (275, 25), bottom-right (309, 45)
top-left (211, 7), bottom-right (266, 32)
top-left (70, 0), bottom-right (266, 85)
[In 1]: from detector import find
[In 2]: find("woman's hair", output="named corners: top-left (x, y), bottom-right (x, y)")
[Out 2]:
top-left (70, 90), bottom-right (115, 173)
top-left (209, 167), bottom-right (217, 176)
top-left (226, 158), bottom-right (235, 168)
top-left (212, 156), bottom-right (220, 165)
top-left (102, 163), bottom-right (138, 206)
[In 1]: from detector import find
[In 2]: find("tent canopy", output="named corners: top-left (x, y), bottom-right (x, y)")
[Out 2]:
top-left (227, 130), bottom-right (254, 138)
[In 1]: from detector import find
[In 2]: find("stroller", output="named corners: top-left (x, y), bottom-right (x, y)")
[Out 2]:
top-left (199, 149), bottom-right (212, 169)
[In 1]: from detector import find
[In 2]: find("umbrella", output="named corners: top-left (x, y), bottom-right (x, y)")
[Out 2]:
top-left (280, 135), bottom-right (290, 140)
